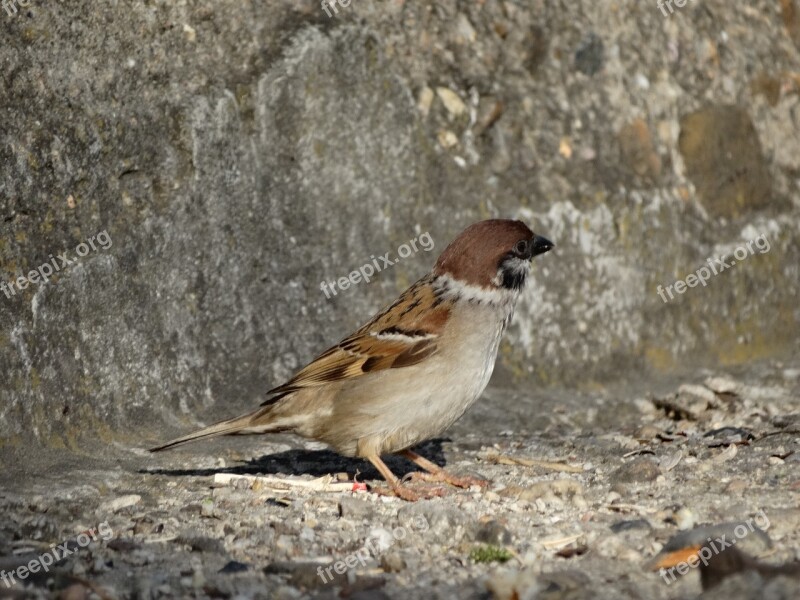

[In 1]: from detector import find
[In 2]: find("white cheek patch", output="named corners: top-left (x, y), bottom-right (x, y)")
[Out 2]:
top-left (506, 257), bottom-right (531, 275)
top-left (492, 270), bottom-right (503, 287)
top-left (435, 273), bottom-right (519, 308)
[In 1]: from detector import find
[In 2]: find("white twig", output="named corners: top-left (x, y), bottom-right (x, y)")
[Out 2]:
top-left (212, 473), bottom-right (361, 492)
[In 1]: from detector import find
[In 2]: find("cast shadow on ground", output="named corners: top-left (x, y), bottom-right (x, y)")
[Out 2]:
top-left (141, 438), bottom-right (450, 481)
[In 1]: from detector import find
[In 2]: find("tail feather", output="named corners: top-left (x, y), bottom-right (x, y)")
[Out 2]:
top-left (149, 406), bottom-right (273, 452)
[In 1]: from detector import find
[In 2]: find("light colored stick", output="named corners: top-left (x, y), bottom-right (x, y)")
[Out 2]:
top-left (212, 472), bottom-right (361, 492)
top-left (483, 452), bottom-right (584, 473)
top-left (540, 534), bottom-right (582, 549)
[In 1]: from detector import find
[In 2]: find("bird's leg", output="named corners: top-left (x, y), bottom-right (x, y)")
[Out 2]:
top-left (399, 449), bottom-right (490, 489)
top-left (366, 455), bottom-right (446, 502)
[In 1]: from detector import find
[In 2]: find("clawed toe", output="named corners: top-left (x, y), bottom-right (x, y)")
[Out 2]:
top-left (370, 482), bottom-right (449, 501)
top-left (365, 452), bottom-right (487, 502)
top-left (402, 471), bottom-right (435, 484)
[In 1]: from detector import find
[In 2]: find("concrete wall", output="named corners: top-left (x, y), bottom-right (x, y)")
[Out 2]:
top-left (1, 0), bottom-right (798, 447)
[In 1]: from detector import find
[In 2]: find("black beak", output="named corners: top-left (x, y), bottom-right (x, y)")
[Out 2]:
top-left (530, 235), bottom-right (554, 258)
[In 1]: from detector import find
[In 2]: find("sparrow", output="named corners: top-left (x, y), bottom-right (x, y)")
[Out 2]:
top-left (646, 524), bottom-right (800, 591)
top-left (151, 219), bottom-right (554, 501)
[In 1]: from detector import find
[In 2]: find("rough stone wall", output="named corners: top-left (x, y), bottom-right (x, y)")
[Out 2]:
top-left (1, 0), bottom-right (798, 447)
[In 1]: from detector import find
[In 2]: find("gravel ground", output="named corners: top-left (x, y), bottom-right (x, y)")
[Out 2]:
top-left (1, 362), bottom-right (799, 599)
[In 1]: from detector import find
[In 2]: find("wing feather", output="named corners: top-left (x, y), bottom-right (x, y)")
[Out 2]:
top-left (267, 276), bottom-right (449, 396)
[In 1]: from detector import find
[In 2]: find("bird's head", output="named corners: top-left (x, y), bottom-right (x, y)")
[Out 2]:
top-left (433, 219), bottom-right (553, 292)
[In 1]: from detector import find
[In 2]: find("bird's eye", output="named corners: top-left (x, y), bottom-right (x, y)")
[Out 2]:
top-left (514, 240), bottom-right (528, 256)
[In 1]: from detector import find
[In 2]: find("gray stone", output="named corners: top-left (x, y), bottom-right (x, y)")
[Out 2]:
top-left (474, 520), bottom-right (513, 545)
top-left (338, 497), bottom-right (376, 520)
top-left (379, 551), bottom-right (406, 573)
top-left (397, 501), bottom-right (471, 543)
top-left (610, 458), bottom-right (661, 485)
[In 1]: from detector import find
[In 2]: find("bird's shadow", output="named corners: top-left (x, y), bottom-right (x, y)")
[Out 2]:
top-left (142, 438), bottom-right (450, 481)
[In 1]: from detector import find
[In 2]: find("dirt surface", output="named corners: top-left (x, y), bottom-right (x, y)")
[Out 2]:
top-left (2, 363), bottom-right (798, 599)
top-left (3, 0), bottom-right (800, 444)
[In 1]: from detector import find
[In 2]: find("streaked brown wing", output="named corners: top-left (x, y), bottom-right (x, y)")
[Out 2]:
top-left (267, 276), bottom-right (450, 395)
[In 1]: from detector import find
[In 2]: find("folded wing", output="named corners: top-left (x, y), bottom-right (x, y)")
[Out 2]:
top-left (267, 276), bottom-right (450, 396)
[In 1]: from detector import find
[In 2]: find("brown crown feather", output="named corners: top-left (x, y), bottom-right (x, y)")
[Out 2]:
top-left (432, 219), bottom-right (534, 288)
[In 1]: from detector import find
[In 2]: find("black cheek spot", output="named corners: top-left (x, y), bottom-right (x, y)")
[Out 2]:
top-left (499, 260), bottom-right (527, 290)
top-left (502, 271), bottom-right (526, 290)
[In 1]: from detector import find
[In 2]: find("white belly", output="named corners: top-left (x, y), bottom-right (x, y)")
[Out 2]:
top-left (344, 301), bottom-right (511, 454)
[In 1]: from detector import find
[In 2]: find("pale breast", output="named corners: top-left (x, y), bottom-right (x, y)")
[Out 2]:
top-left (322, 298), bottom-right (513, 457)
